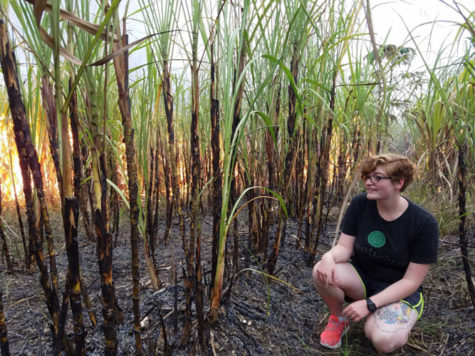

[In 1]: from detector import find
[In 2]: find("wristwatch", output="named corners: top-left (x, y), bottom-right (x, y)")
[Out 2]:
top-left (366, 298), bottom-right (377, 312)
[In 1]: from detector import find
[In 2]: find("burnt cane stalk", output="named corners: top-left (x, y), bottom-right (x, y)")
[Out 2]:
top-left (260, 82), bottom-right (281, 255)
top-left (163, 56), bottom-right (186, 282)
top-left (182, 125), bottom-right (194, 340)
top-left (267, 46), bottom-right (299, 274)
top-left (296, 122), bottom-right (308, 249)
top-left (230, 38), bottom-right (247, 273)
top-left (111, 31), bottom-right (143, 352)
top-left (0, 183), bottom-right (13, 273)
top-left (40, 77), bottom-right (63, 203)
top-left (68, 83), bottom-right (86, 354)
top-left (190, 23), bottom-right (205, 350)
top-left (145, 146), bottom-right (161, 282)
top-left (209, 10), bottom-right (248, 321)
top-left (95, 207), bottom-right (121, 355)
top-left (63, 198), bottom-right (84, 354)
top-left (86, 74), bottom-right (122, 355)
top-left (162, 142), bottom-right (173, 244)
top-left (210, 38), bottom-right (221, 293)
top-left (79, 142), bottom-right (94, 241)
top-left (8, 153), bottom-right (29, 270)
top-left (0, 287), bottom-right (9, 356)
top-left (145, 147), bottom-right (156, 254)
top-left (457, 143), bottom-right (475, 308)
top-left (151, 145), bottom-right (161, 251)
top-left (0, 16), bottom-right (61, 353)
top-left (311, 71), bottom-right (337, 255)
top-left (43, 74), bottom-right (85, 353)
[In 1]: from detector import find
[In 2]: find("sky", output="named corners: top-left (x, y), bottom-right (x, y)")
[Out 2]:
top-left (368, 0), bottom-right (472, 69)
top-left (120, 0), bottom-right (472, 73)
top-left (5, 0), bottom-right (471, 72)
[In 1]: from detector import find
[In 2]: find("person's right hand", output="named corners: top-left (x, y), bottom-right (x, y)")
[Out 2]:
top-left (315, 253), bottom-right (336, 286)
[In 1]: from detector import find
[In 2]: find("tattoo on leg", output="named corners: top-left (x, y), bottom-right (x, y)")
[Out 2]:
top-left (376, 303), bottom-right (411, 325)
top-left (373, 303), bottom-right (417, 333)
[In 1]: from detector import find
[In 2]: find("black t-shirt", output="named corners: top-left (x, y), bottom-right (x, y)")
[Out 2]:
top-left (340, 193), bottom-right (439, 285)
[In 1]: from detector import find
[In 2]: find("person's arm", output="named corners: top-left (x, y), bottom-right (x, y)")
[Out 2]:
top-left (315, 233), bottom-right (355, 286)
top-left (325, 233), bottom-right (355, 262)
top-left (370, 262), bottom-right (429, 308)
top-left (342, 262), bottom-right (431, 321)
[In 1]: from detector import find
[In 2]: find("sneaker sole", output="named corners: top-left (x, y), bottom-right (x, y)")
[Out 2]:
top-left (319, 326), bottom-right (349, 349)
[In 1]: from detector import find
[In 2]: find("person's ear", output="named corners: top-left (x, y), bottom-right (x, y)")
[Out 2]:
top-left (394, 178), bottom-right (404, 191)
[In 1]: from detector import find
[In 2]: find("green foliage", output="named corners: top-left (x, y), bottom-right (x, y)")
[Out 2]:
top-left (1, 2), bottom-right (473, 348)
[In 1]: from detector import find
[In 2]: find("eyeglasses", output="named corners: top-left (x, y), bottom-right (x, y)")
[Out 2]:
top-left (364, 175), bottom-right (392, 184)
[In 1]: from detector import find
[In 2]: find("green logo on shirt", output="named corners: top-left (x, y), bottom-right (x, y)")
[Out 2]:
top-left (368, 231), bottom-right (386, 248)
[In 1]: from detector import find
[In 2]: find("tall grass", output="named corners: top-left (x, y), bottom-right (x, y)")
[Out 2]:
top-left (0, 0), bottom-right (473, 352)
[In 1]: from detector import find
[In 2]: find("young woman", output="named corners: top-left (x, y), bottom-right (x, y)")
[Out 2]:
top-left (312, 154), bottom-right (439, 353)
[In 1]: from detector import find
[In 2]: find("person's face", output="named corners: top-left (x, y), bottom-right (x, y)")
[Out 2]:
top-left (364, 166), bottom-right (403, 200)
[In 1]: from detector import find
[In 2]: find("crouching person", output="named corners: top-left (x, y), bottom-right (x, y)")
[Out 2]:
top-left (312, 154), bottom-right (438, 353)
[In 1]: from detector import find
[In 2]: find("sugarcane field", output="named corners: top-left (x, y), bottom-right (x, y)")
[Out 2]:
top-left (0, 0), bottom-right (473, 355)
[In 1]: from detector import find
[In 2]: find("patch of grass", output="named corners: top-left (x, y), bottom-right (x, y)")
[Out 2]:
top-left (414, 318), bottom-right (448, 338)
top-left (406, 181), bottom-right (460, 236)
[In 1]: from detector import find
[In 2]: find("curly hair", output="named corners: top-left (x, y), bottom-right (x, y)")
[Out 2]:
top-left (359, 153), bottom-right (417, 192)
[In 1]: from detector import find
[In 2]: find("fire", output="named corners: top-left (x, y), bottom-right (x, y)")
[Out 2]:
top-left (0, 115), bottom-right (24, 204)
top-left (0, 113), bottom-right (59, 206)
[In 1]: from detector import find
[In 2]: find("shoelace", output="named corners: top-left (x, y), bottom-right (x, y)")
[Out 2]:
top-left (326, 318), bottom-right (347, 332)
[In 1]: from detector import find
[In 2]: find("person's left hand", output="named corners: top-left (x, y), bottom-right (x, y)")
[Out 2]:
top-left (342, 299), bottom-right (371, 322)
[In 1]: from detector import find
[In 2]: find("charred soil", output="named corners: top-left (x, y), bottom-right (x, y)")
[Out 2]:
top-left (0, 211), bottom-right (473, 355)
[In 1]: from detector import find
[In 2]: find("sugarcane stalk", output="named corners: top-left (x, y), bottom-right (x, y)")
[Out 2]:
top-left (64, 198), bottom-right (84, 355)
top-left (230, 36), bottom-right (247, 272)
top-left (162, 145), bottom-right (173, 244)
top-left (144, 147), bottom-right (160, 284)
top-left (151, 145), bottom-right (161, 250)
top-left (312, 71), bottom-right (337, 254)
top-left (7, 145), bottom-right (29, 270)
top-left (109, 157), bottom-right (120, 247)
top-left (145, 146), bottom-right (156, 250)
top-left (457, 143), bottom-right (475, 308)
top-left (162, 56), bottom-right (186, 329)
top-left (267, 44), bottom-right (299, 274)
top-left (209, 34), bottom-right (221, 294)
top-left (0, 287), bottom-right (10, 356)
top-left (79, 142), bottom-right (94, 242)
top-left (0, 16), bottom-right (61, 353)
top-left (296, 123), bottom-right (308, 249)
top-left (40, 77), bottom-right (63, 203)
top-left (189, 8), bottom-right (205, 348)
top-left (95, 207), bottom-right (121, 355)
top-left (0, 183), bottom-right (12, 273)
top-left (68, 82), bottom-right (86, 355)
top-left (58, 287), bottom-right (74, 356)
top-left (111, 28), bottom-right (144, 352)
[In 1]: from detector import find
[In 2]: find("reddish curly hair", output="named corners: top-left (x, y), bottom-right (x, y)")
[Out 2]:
top-left (359, 153), bottom-right (416, 192)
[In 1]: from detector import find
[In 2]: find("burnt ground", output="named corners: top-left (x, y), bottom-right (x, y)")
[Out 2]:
top-left (0, 209), bottom-right (474, 355)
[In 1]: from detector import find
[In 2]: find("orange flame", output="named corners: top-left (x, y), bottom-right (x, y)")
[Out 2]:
top-left (0, 116), bottom-right (24, 205)
top-left (0, 114), bottom-right (59, 206)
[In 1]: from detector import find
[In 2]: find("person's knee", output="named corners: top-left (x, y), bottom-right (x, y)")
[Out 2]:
top-left (312, 261), bottom-right (330, 288)
top-left (312, 262), bottom-right (323, 289)
top-left (369, 331), bottom-right (408, 354)
top-left (312, 262), bottom-right (320, 282)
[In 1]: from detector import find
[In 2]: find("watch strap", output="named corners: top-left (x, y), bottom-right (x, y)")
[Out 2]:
top-left (366, 298), bottom-right (377, 312)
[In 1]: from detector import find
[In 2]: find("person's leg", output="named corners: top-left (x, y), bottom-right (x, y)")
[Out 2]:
top-left (364, 301), bottom-right (419, 354)
top-left (312, 262), bottom-right (366, 349)
top-left (312, 262), bottom-right (366, 315)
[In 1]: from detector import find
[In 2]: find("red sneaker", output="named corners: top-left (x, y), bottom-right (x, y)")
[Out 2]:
top-left (320, 314), bottom-right (349, 349)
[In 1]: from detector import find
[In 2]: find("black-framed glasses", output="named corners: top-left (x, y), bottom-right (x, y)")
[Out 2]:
top-left (364, 174), bottom-right (392, 184)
